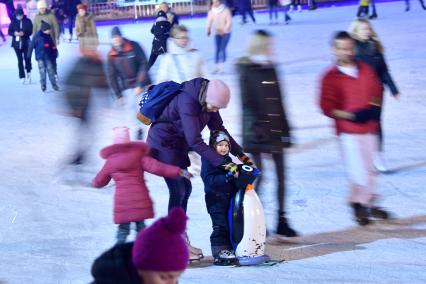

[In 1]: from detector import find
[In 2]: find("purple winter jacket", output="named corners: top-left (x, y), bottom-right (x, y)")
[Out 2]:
top-left (146, 78), bottom-right (242, 168)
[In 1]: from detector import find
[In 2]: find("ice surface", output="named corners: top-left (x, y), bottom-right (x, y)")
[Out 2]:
top-left (0, 2), bottom-right (425, 283)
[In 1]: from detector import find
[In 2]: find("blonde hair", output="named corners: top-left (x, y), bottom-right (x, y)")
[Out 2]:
top-left (349, 18), bottom-right (384, 54)
top-left (247, 30), bottom-right (273, 56)
top-left (171, 25), bottom-right (188, 38)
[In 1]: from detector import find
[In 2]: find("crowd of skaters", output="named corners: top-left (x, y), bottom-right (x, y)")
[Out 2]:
top-left (0, 0), bottom-right (407, 281)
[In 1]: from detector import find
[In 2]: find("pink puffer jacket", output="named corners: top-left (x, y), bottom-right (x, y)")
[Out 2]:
top-left (93, 142), bottom-right (181, 224)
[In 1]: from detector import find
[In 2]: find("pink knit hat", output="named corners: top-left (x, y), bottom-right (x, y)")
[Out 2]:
top-left (112, 127), bottom-right (130, 144)
top-left (205, 79), bottom-right (231, 109)
top-left (132, 208), bottom-right (189, 272)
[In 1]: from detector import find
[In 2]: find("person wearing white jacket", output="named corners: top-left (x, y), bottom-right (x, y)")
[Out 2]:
top-left (155, 25), bottom-right (205, 84)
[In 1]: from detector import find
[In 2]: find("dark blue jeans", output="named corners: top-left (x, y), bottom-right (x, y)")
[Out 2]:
top-left (214, 33), bottom-right (231, 64)
top-left (165, 174), bottom-right (192, 212)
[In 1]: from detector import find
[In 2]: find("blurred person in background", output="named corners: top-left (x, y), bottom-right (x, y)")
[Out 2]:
top-left (0, 0), bottom-right (15, 20)
top-left (64, 0), bottom-right (81, 42)
top-left (75, 3), bottom-right (98, 51)
top-left (404, 0), bottom-right (426, 11)
top-left (63, 36), bottom-right (109, 168)
top-left (28, 20), bottom-right (59, 92)
top-left (33, 0), bottom-right (60, 77)
top-left (349, 19), bottom-right (400, 172)
top-left (319, 31), bottom-right (391, 226)
top-left (107, 26), bottom-right (151, 140)
top-left (207, 0), bottom-right (232, 74)
top-left (239, 0), bottom-right (256, 24)
top-left (91, 208), bottom-right (189, 284)
top-left (156, 25), bottom-right (205, 86)
top-left (51, 0), bottom-right (66, 40)
top-left (26, 0), bottom-right (39, 22)
top-left (8, 5), bottom-right (33, 84)
top-left (159, 2), bottom-right (179, 27)
top-left (147, 10), bottom-right (171, 70)
top-left (236, 30), bottom-right (298, 238)
top-left (289, 0), bottom-right (302, 13)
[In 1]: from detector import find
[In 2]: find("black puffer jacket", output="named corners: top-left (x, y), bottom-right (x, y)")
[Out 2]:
top-left (91, 243), bottom-right (141, 284)
top-left (8, 15), bottom-right (33, 50)
top-left (107, 38), bottom-right (151, 98)
top-left (354, 39), bottom-right (399, 96)
top-left (150, 19), bottom-right (171, 55)
top-left (236, 57), bottom-right (291, 154)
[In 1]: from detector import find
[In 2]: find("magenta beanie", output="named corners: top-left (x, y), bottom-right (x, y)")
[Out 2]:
top-left (205, 79), bottom-right (231, 109)
top-left (132, 208), bottom-right (189, 271)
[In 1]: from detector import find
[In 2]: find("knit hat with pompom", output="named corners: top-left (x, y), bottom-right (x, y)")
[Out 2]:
top-left (132, 208), bottom-right (189, 271)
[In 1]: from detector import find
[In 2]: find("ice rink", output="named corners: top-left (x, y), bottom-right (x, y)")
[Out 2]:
top-left (0, 1), bottom-right (425, 283)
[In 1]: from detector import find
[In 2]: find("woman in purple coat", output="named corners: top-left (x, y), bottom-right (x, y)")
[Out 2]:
top-left (146, 77), bottom-right (254, 260)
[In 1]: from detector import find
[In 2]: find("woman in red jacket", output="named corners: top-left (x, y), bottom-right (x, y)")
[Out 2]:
top-left (93, 127), bottom-right (191, 244)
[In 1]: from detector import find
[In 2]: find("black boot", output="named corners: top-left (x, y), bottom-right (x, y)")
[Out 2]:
top-left (369, 206), bottom-right (390, 220)
top-left (277, 216), bottom-right (298, 237)
top-left (351, 203), bottom-right (371, 226)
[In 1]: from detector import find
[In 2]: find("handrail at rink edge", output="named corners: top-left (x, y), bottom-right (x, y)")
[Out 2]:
top-left (88, 0), bottom-right (340, 21)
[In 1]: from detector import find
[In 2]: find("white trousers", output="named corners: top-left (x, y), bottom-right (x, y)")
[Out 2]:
top-left (339, 133), bottom-right (378, 206)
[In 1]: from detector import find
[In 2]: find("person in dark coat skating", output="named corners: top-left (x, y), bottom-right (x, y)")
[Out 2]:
top-left (8, 5), bottom-right (33, 84)
top-left (64, 0), bottom-right (81, 42)
top-left (349, 19), bottom-right (400, 172)
top-left (63, 38), bottom-right (109, 166)
top-left (144, 78), bottom-right (254, 260)
top-left (107, 26), bottom-right (151, 139)
top-left (28, 20), bottom-right (59, 92)
top-left (239, 0), bottom-right (256, 24)
top-left (147, 10), bottom-right (171, 70)
top-left (236, 30), bottom-right (298, 237)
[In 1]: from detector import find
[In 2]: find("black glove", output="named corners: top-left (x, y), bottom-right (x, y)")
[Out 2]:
top-left (352, 108), bottom-right (372, 123)
top-left (352, 106), bottom-right (382, 123)
top-left (369, 105), bottom-right (381, 121)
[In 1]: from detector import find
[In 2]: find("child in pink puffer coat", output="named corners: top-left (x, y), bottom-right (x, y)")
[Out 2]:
top-left (93, 127), bottom-right (192, 244)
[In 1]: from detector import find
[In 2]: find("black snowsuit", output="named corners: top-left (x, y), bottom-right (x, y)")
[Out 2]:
top-left (148, 18), bottom-right (171, 69)
top-left (8, 15), bottom-right (33, 79)
top-left (201, 155), bottom-right (237, 257)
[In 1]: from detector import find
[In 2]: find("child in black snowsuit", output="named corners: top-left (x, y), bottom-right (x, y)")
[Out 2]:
top-left (147, 10), bottom-right (171, 70)
top-left (28, 20), bottom-right (59, 92)
top-left (201, 131), bottom-right (238, 266)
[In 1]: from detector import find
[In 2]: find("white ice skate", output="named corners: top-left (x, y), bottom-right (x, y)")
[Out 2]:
top-left (214, 250), bottom-right (237, 266)
top-left (20, 78), bottom-right (25, 84)
top-left (26, 72), bottom-right (32, 84)
top-left (374, 154), bottom-right (388, 173)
